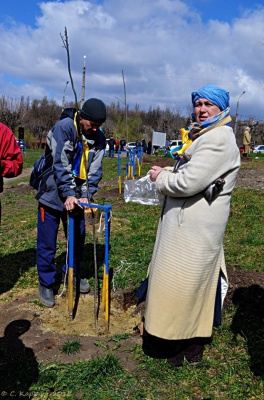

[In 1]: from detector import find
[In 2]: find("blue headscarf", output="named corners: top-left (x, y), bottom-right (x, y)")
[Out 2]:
top-left (191, 85), bottom-right (230, 111)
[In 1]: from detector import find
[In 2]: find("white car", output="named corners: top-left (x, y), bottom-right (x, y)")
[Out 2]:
top-left (124, 142), bottom-right (137, 151)
top-left (252, 145), bottom-right (264, 154)
top-left (169, 140), bottom-right (182, 150)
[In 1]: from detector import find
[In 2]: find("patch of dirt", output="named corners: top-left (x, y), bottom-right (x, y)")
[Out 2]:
top-left (1, 265), bottom-right (264, 370)
top-left (1, 158), bottom-right (264, 370)
top-left (0, 288), bottom-right (142, 369)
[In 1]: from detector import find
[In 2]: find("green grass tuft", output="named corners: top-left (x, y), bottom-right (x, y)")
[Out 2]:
top-left (60, 339), bottom-right (82, 355)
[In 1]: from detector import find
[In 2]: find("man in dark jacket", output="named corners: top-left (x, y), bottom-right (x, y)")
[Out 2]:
top-left (120, 137), bottom-right (126, 151)
top-left (108, 136), bottom-right (115, 158)
top-left (36, 98), bottom-right (106, 307)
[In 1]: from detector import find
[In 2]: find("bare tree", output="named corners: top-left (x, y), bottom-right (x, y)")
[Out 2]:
top-left (0, 95), bottom-right (30, 132)
top-left (23, 97), bottom-right (61, 147)
top-left (60, 27), bottom-right (79, 109)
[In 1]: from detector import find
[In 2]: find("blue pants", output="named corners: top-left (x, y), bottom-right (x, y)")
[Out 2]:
top-left (37, 204), bottom-right (85, 288)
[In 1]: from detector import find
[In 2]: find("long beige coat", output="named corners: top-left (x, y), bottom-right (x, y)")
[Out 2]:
top-left (144, 126), bottom-right (241, 340)
top-left (243, 128), bottom-right (251, 154)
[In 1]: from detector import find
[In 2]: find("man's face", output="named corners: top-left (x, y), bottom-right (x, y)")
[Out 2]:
top-left (194, 98), bottom-right (221, 123)
top-left (80, 116), bottom-right (101, 136)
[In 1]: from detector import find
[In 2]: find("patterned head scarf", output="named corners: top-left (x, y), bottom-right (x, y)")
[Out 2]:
top-left (171, 86), bottom-right (232, 159)
top-left (191, 85), bottom-right (230, 111)
top-left (186, 85), bottom-right (232, 143)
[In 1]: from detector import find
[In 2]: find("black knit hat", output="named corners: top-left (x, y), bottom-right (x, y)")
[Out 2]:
top-left (80, 98), bottom-right (106, 123)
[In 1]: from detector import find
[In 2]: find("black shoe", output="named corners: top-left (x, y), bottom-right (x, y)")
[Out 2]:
top-left (167, 352), bottom-right (185, 367)
top-left (167, 343), bottom-right (204, 368)
top-left (61, 273), bottom-right (90, 294)
top-left (38, 283), bottom-right (55, 307)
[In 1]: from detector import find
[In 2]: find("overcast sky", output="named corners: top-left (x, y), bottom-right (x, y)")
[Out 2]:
top-left (0, 0), bottom-right (264, 121)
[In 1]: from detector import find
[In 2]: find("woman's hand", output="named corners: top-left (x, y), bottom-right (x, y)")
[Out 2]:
top-left (149, 166), bottom-right (164, 182)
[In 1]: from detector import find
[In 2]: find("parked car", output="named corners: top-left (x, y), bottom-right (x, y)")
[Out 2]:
top-left (252, 145), bottom-right (264, 154)
top-left (124, 142), bottom-right (137, 151)
top-left (169, 140), bottom-right (182, 150)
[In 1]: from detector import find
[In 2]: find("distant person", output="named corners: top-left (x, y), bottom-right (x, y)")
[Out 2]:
top-left (136, 139), bottom-right (141, 148)
top-left (141, 139), bottom-right (147, 153)
top-left (0, 122), bottom-right (23, 223)
top-left (36, 98), bottom-right (107, 307)
top-left (115, 137), bottom-right (120, 153)
top-left (108, 136), bottom-right (115, 157)
top-left (120, 137), bottom-right (126, 150)
top-left (147, 140), bottom-right (152, 155)
top-left (142, 85), bottom-right (241, 367)
top-left (164, 139), bottom-right (170, 156)
top-left (243, 126), bottom-right (251, 158)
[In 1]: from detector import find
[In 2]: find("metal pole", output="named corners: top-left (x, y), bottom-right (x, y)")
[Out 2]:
top-left (118, 151), bottom-right (122, 194)
top-left (234, 91), bottom-right (246, 138)
top-left (77, 202), bottom-right (112, 331)
top-left (68, 212), bottom-right (74, 319)
top-left (122, 70), bottom-right (129, 143)
top-left (80, 55), bottom-right (86, 108)
top-left (104, 206), bottom-right (111, 332)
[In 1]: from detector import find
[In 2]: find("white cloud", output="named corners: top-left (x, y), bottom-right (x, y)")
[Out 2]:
top-left (0, 0), bottom-right (263, 120)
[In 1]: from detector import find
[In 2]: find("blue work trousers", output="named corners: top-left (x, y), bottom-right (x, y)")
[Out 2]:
top-left (37, 204), bottom-right (85, 288)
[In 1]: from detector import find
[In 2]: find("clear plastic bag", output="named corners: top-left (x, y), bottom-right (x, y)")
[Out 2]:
top-left (124, 174), bottom-right (164, 205)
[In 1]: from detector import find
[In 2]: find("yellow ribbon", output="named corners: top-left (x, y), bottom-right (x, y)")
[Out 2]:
top-left (73, 111), bottom-right (89, 180)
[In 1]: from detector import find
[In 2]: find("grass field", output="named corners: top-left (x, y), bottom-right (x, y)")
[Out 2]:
top-left (0, 150), bottom-right (264, 399)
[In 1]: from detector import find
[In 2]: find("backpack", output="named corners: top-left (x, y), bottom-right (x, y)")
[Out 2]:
top-left (30, 151), bottom-right (53, 190)
top-left (30, 108), bottom-right (79, 192)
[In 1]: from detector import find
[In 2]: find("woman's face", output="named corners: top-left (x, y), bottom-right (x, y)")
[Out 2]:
top-left (194, 98), bottom-right (221, 123)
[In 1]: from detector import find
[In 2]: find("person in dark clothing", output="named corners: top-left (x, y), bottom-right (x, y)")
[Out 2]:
top-left (147, 140), bottom-right (152, 155)
top-left (36, 98), bottom-right (107, 307)
top-left (141, 139), bottom-right (147, 153)
top-left (108, 136), bottom-right (115, 157)
top-left (120, 137), bottom-right (126, 150)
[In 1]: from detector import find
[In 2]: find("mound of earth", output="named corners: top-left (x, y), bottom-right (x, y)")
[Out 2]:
top-left (0, 287), bottom-right (142, 369)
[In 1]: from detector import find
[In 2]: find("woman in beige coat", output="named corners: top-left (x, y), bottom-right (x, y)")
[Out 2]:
top-left (143, 85), bottom-right (241, 366)
top-left (243, 126), bottom-right (251, 158)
